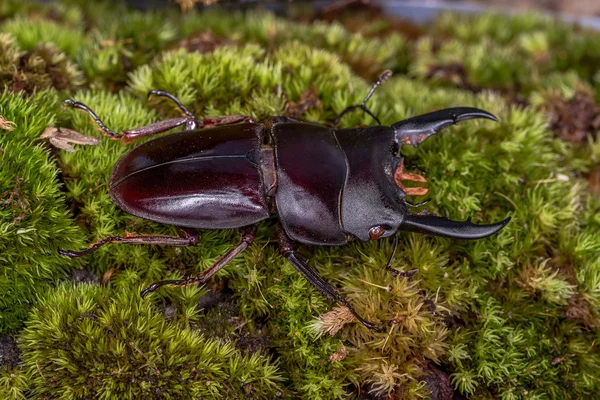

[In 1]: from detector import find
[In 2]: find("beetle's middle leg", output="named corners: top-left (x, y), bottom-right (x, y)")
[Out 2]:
top-left (277, 227), bottom-right (382, 332)
top-left (149, 89), bottom-right (256, 129)
top-left (58, 228), bottom-right (200, 257)
top-left (333, 69), bottom-right (392, 128)
top-left (140, 226), bottom-right (257, 296)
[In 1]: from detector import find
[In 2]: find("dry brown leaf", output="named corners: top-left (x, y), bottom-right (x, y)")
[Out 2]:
top-left (329, 346), bottom-right (348, 362)
top-left (173, 0), bottom-right (220, 12)
top-left (41, 125), bottom-right (101, 152)
top-left (102, 267), bottom-right (116, 284)
top-left (0, 115), bottom-right (16, 131)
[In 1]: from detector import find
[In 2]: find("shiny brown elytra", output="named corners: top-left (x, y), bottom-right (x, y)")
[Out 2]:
top-left (59, 74), bottom-right (509, 331)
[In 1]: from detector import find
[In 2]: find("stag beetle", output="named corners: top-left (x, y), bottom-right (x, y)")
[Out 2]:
top-left (59, 71), bottom-right (510, 331)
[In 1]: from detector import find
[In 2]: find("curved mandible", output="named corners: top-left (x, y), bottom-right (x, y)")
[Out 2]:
top-left (392, 107), bottom-right (497, 147)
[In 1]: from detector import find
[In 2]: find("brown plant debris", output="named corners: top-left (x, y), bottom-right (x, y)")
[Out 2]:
top-left (173, 0), bottom-right (221, 12)
top-left (8, 44), bottom-right (84, 95)
top-left (329, 346), bottom-right (348, 362)
top-left (313, 306), bottom-right (356, 337)
top-left (588, 164), bottom-right (600, 196)
top-left (1, 177), bottom-right (30, 225)
top-left (41, 125), bottom-right (101, 153)
top-left (318, 0), bottom-right (424, 40)
top-left (425, 62), bottom-right (479, 92)
top-left (175, 30), bottom-right (234, 54)
top-left (0, 336), bottom-right (21, 369)
top-left (551, 354), bottom-right (574, 366)
top-left (565, 292), bottom-right (598, 329)
top-left (286, 87), bottom-right (321, 118)
top-left (419, 362), bottom-right (453, 400)
top-left (0, 115), bottom-right (16, 131)
top-left (545, 90), bottom-right (600, 143)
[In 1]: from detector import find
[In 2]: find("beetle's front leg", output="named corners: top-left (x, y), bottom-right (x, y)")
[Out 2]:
top-left (277, 227), bottom-right (382, 333)
top-left (58, 228), bottom-right (200, 257)
top-left (383, 234), bottom-right (419, 278)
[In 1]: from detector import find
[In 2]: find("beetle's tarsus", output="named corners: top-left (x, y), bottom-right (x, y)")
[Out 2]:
top-left (63, 93), bottom-right (202, 144)
top-left (384, 235), bottom-right (418, 277)
top-left (147, 89), bottom-right (195, 119)
top-left (392, 107), bottom-right (498, 147)
top-left (388, 267), bottom-right (419, 278)
top-left (141, 226), bottom-right (257, 297)
top-left (62, 99), bottom-right (122, 139)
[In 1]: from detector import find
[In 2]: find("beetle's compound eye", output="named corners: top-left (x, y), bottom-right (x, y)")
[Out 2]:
top-left (369, 226), bottom-right (386, 240)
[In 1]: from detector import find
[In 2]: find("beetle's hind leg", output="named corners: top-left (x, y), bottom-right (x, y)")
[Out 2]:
top-left (278, 227), bottom-right (382, 332)
top-left (63, 98), bottom-right (190, 144)
top-left (333, 69), bottom-right (392, 128)
top-left (58, 228), bottom-right (200, 257)
top-left (140, 226), bottom-right (257, 297)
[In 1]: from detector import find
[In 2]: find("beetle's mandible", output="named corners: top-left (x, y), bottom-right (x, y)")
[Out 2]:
top-left (59, 72), bottom-right (510, 331)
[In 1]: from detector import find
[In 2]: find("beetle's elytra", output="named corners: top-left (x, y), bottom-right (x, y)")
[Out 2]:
top-left (59, 73), bottom-right (510, 331)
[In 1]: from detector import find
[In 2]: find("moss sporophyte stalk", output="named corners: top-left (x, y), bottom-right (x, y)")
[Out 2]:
top-left (1, 1), bottom-right (599, 399)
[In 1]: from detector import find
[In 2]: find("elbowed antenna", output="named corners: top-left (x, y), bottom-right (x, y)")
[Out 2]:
top-left (399, 214), bottom-right (511, 240)
top-left (392, 107), bottom-right (498, 147)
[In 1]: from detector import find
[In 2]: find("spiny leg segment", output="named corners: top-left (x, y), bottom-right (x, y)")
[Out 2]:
top-left (59, 228), bottom-right (200, 257)
top-left (141, 226), bottom-right (257, 297)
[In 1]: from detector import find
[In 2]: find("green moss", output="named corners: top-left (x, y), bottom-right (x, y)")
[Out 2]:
top-left (0, 33), bottom-right (84, 94)
top-left (15, 283), bottom-right (282, 399)
top-left (0, 2), bottom-right (599, 399)
top-left (0, 90), bottom-right (84, 333)
top-left (1, 17), bottom-right (87, 57)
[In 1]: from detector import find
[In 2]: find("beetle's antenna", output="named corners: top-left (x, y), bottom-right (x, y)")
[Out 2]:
top-left (362, 70), bottom-right (393, 109)
top-left (333, 70), bottom-right (392, 128)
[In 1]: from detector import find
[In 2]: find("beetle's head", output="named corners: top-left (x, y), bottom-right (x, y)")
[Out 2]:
top-left (338, 107), bottom-right (509, 242)
top-left (388, 106), bottom-right (510, 240)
